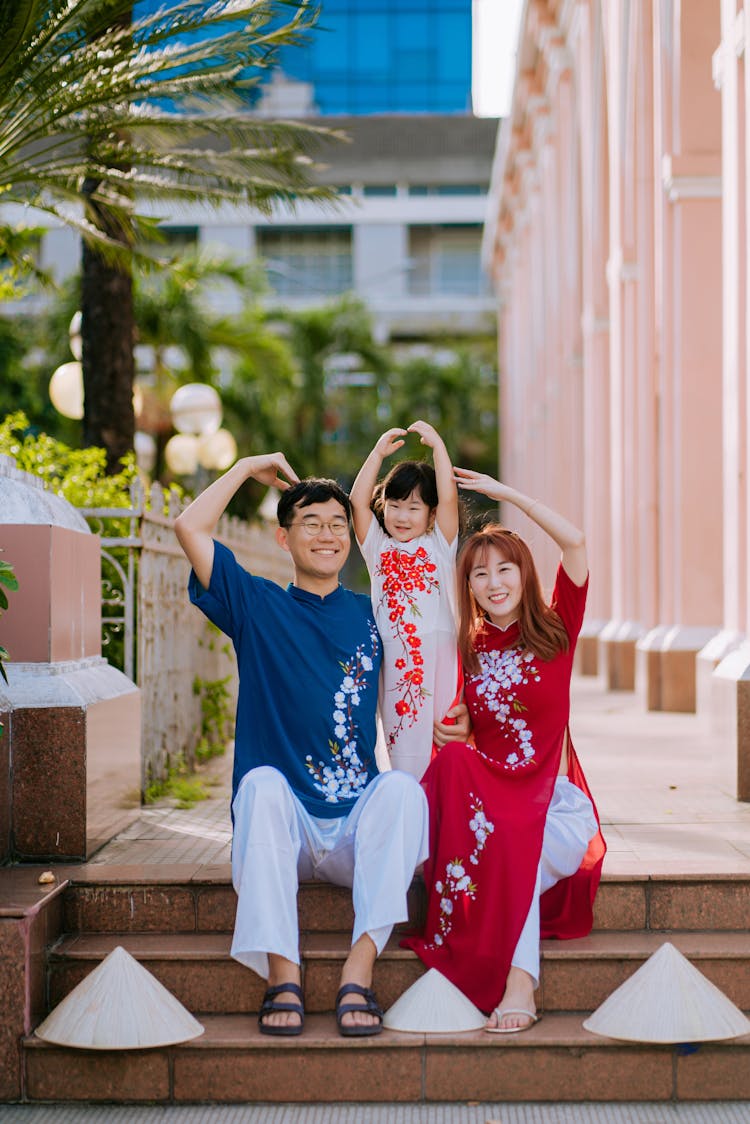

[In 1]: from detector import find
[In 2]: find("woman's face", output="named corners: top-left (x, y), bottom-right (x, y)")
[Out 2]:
top-left (468, 544), bottom-right (523, 629)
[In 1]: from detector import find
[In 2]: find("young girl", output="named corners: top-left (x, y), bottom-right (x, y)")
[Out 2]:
top-left (350, 421), bottom-right (460, 780)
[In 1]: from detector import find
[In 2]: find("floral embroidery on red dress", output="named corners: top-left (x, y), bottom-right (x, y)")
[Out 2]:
top-left (470, 646), bottom-right (542, 769)
top-left (376, 544), bottom-right (440, 751)
top-left (426, 794), bottom-right (495, 948)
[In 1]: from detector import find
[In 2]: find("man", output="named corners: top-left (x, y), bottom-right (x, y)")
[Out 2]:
top-left (176, 452), bottom-right (462, 1036)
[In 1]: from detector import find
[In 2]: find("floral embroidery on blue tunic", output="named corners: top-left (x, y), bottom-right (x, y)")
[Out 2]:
top-left (305, 623), bottom-right (380, 802)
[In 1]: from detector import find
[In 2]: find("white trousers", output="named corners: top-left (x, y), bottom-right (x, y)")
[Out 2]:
top-left (510, 777), bottom-right (598, 987)
top-left (230, 765), bottom-right (429, 980)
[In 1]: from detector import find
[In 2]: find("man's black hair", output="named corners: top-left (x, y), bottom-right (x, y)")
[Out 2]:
top-left (371, 460), bottom-right (438, 529)
top-left (277, 478), bottom-right (352, 527)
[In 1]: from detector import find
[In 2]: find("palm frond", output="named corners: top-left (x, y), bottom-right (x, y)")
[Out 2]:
top-left (0, 0), bottom-right (342, 275)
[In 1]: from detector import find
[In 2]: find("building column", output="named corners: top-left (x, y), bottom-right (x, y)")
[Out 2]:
top-left (711, 1), bottom-right (750, 799)
top-left (637, 0), bottom-right (723, 712)
top-left (572, 0), bottom-right (611, 676)
top-left (598, 0), bottom-right (653, 690)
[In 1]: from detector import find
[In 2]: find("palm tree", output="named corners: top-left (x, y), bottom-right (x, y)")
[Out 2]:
top-left (0, 0), bottom-right (339, 469)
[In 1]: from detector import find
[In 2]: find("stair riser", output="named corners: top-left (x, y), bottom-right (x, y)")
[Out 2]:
top-left (62, 879), bottom-right (750, 934)
top-left (47, 951), bottom-right (750, 1015)
top-left (48, 955), bottom-right (426, 1015)
top-left (23, 1038), bottom-right (750, 1103)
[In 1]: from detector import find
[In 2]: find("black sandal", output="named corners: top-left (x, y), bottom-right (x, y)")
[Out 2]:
top-left (258, 982), bottom-right (305, 1037)
top-left (335, 983), bottom-right (384, 1037)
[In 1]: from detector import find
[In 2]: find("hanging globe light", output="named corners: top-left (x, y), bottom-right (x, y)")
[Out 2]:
top-left (198, 429), bottom-right (237, 471)
top-left (134, 431), bottom-right (157, 474)
top-left (169, 383), bottom-right (222, 437)
top-left (164, 434), bottom-right (199, 475)
top-left (69, 311), bottom-right (83, 362)
top-left (49, 361), bottom-right (84, 419)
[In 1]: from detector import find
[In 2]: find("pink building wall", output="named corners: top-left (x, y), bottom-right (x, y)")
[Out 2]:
top-left (484, 1), bottom-right (750, 795)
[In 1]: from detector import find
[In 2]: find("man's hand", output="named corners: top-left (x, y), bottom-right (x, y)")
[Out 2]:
top-left (244, 452), bottom-right (300, 490)
top-left (433, 702), bottom-right (471, 747)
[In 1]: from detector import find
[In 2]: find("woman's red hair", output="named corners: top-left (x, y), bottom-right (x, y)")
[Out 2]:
top-left (457, 524), bottom-right (569, 675)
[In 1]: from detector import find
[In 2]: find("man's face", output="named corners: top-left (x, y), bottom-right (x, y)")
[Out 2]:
top-left (277, 498), bottom-right (351, 587)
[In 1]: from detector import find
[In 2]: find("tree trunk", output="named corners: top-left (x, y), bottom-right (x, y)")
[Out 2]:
top-left (80, 3), bottom-right (135, 473)
top-left (80, 194), bottom-right (135, 471)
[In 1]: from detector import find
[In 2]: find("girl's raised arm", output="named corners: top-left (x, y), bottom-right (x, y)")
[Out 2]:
top-left (408, 420), bottom-right (459, 543)
top-left (349, 429), bottom-right (407, 544)
top-left (454, 468), bottom-right (587, 585)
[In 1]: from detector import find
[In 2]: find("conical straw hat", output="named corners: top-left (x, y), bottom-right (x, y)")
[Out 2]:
top-left (35, 945), bottom-right (204, 1049)
top-left (583, 942), bottom-right (750, 1044)
top-left (383, 968), bottom-right (486, 1033)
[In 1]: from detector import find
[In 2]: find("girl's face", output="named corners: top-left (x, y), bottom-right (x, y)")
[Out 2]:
top-left (383, 489), bottom-right (433, 542)
top-left (468, 544), bottom-right (523, 629)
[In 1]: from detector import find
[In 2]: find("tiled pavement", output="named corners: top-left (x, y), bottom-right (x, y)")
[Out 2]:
top-left (85, 674), bottom-right (750, 877)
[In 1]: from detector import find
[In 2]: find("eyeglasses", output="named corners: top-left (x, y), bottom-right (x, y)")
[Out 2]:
top-left (287, 518), bottom-right (350, 538)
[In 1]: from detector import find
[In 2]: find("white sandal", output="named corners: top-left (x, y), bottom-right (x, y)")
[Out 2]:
top-left (485, 1007), bottom-right (540, 1034)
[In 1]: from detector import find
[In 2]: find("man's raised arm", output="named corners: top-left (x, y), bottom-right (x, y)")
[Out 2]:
top-left (174, 453), bottom-right (299, 589)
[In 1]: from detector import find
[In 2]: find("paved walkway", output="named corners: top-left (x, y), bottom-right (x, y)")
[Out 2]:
top-left (86, 674), bottom-right (750, 876)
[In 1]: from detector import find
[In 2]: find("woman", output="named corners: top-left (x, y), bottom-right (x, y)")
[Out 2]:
top-left (401, 469), bottom-right (606, 1033)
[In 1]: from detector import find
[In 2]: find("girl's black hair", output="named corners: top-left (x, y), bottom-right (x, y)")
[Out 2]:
top-left (371, 460), bottom-right (438, 529)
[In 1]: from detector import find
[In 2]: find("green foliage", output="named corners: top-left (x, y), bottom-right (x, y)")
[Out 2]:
top-left (0, 411), bottom-right (136, 507)
top-left (0, 227), bottom-right (51, 300)
top-left (193, 673), bottom-right (235, 763)
top-left (0, 555), bottom-right (19, 685)
top-left (143, 755), bottom-right (211, 810)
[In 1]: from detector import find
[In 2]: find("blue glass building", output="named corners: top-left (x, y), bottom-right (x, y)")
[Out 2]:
top-left (275, 0), bottom-right (472, 115)
top-left (135, 0), bottom-right (473, 116)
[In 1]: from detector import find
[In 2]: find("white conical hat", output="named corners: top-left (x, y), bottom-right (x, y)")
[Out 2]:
top-left (383, 968), bottom-right (486, 1033)
top-left (583, 942), bottom-right (750, 1044)
top-left (35, 945), bottom-right (204, 1049)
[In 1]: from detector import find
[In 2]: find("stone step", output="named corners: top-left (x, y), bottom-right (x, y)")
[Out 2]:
top-left (47, 929), bottom-right (750, 1016)
top-left (22, 1012), bottom-right (750, 1104)
top-left (59, 871), bottom-right (750, 934)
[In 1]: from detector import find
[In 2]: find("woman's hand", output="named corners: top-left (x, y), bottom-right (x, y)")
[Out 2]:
top-left (453, 467), bottom-right (505, 502)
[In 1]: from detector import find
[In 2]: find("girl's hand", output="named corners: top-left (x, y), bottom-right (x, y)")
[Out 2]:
top-left (453, 467), bottom-right (505, 501)
top-left (408, 420), bottom-right (440, 448)
top-left (375, 428), bottom-right (408, 458)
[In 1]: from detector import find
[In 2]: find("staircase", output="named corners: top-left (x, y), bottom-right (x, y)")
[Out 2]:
top-left (14, 869), bottom-right (750, 1104)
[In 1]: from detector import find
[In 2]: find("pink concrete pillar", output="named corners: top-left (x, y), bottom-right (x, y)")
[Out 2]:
top-left (0, 465), bottom-right (141, 859)
top-left (712, 0), bottom-right (750, 798)
top-left (638, 0), bottom-right (723, 713)
top-left (598, 0), bottom-right (651, 690)
top-left (573, 0), bottom-right (612, 675)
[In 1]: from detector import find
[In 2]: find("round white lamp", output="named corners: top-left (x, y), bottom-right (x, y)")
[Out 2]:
top-left (134, 431), bottom-right (157, 474)
top-left (164, 434), bottom-right (199, 476)
top-left (69, 311), bottom-right (83, 362)
top-left (49, 361), bottom-right (84, 420)
top-left (198, 428), bottom-right (237, 471)
top-left (170, 383), bottom-right (222, 437)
